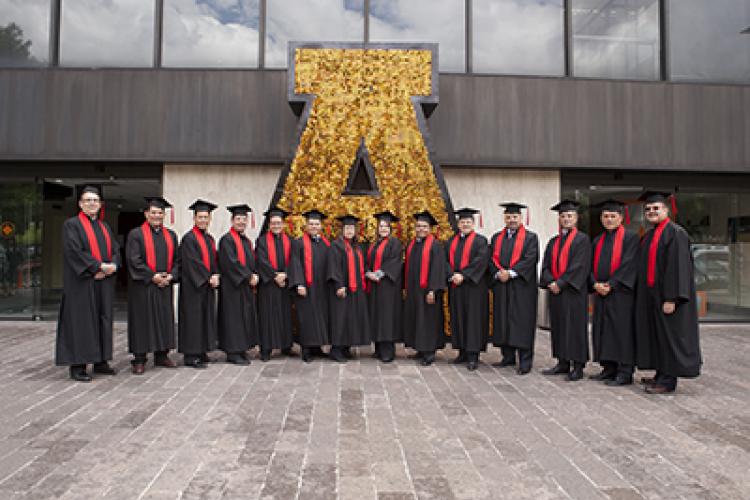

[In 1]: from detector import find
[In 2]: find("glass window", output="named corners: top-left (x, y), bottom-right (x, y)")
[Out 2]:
top-left (0, 0), bottom-right (50, 67)
top-left (265, 0), bottom-right (364, 68)
top-left (369, 0), bottom-right (465, 72)
top-left (572, 0), bottom-right (660, 80)
top-left (669, 0), bottom-right (750, 83)
top-left (472, 0), bottom-right (564, 76)
top-left (163, 0), bottom-right (259, 67)
top-left (60, 0), bottom-right (155, 67)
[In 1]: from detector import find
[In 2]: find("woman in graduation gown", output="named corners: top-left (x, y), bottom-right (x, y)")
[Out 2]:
top-left (255, 206), bottom-right (295, 361)
top-left (489, 202), bottom-right (539, 375)
top-left (178, 199), bottom-right (221, 369)
top-left (403, 211), bottom-right (448, 366)
top-left (635, 191), bottom-right (701, 394)
top-left (218, 204), bottom-right (260, 365)
top-left (327, 215), bottom-right (371, 362)
top-left (365, 211), bottom-right (403, 363)
top-left (56, 185), bottom-right (120, 382)
top-left (588, 199), bottom-right (639, 386)
top-left (446, 207), bottom-right (490, 371)
top-left (126, 196), bottom-right (180, 374)
top-left (288, 209), bottom-right (331, 362)
top-left (539, 200), bottom-right (591, 381)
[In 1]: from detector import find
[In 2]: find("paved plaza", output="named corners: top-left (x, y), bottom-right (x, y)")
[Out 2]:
top-left (0, 322), bottom-right (747, 500)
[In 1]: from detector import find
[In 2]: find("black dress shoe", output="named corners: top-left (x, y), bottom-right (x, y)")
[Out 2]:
top-left (301, 348), bottom-right (313, 363)
top-left (516, 367), bottom-right (531, 375)
top-left (453, 352), bottom-right (467, 364)
top-left (185, 358), bottom-right (207, 369)
top-left (260, 351), bottom-right (271, 362)
top-left (420, 354), bottom-right (435, 366)
top-left (542, 364), bottom-right (570, 376)
top-left (467, 361), bottom-right (478, 371)
top-left (329, 349), bottom-right (347, 363)
top-left (381, 356), bottom-right (394, 363)
top-left (589, 370), bottom-right (616, 381)
top-left (640, 376), bottom-right (657, 386)
top-left (492, 358), bottom-right (516, 368)
top-left (226, 355), bottom-right (250, 365)
top-left (70, 369), bottom-right (92, 382)
top-left (281, 347), bottom-right (296, 357)
top-left (645, 384), bottom-right (675, 394)
top-left (605, 375), bottom-right (633, 386)
top-left (93, 363), bottom-right (117, 375)
top-left (567, 367), bottom-right (584, 381)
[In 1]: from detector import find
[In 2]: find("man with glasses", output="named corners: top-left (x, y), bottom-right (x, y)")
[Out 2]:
top-left (56, 186), bottom-right (120, 382)
top-left (635, 191), bottom-right (701, 394)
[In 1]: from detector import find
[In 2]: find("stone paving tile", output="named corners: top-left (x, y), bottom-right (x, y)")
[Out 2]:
top-left (0, 322), bottom-right (747, 499)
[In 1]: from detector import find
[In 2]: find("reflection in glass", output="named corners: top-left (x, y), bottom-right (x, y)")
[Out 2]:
top-left (60, 0), bottom-right (155, 67)
top-left (0, 0), bottom-right (50, 67)
top-left (163, 0), bottom-right (260, 67)
top-left (472, 0), bottom-right (564, 76)
top-left (669, 0), bottom-right (750, 83)
top-left (572, 0), bottom-right (660, 80)
top-left (265, 0), bottom-right (364, 68)
top-left (369, 0), bottom-right (465, 72)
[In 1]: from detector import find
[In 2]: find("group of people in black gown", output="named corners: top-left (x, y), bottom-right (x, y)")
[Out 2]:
top-left (56, 186), bottom-right (701, 394)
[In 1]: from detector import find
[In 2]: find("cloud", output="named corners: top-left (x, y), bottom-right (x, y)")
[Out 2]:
top-left (162, 0), bottom-right (260, 67)
top-left (60, 0), bottom-right (155, 67)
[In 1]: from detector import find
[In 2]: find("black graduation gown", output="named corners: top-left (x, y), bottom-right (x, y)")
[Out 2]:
top-left (178, 229), bottom-right (219, 355)
top-left (366, 237), bottom-right (404, 343)
top-left (539, 230), bottom-right (591, 363)
top-left (56, 215), bottom-right (121, 365)
top-left (447, 232), bottom-right (490, 353)
top-left (635, 222), bottom-right (701, 377)
top-left (489, 228), bottom-right (539, 350)
top-left (403, 237), bottom-right (447, 353)
top-left (218, 231), bottom-right (260, 353)
top-left (589, 228), bottom-right (638, 365)
top-left (255, 232), bottom-right (294, 350)
top-left (126, 225), bottom-right (179, 355)
top-left (288, 235), bottom-right (330, 347)
top-left (327, 238), bottom-right (371, 346)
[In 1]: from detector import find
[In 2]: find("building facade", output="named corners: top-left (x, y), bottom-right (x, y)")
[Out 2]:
top-left (1, 0), bottom-right (749, 320)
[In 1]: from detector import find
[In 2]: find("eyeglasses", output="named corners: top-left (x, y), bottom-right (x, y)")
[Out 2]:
top-left (81, 198), bottom-right (101, 204)
top-left (644, 206), bottom-right (662, 212)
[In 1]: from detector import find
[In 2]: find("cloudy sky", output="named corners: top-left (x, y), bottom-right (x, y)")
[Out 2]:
top-left (0, 0), bottom-right (747, 81)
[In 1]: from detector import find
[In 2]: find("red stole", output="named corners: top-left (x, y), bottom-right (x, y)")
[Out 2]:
top-left (303, 233), bottom-right (330, 287)
top-left (405, 234), bottom-right (434, 289)
top-left (368, 237), bottom-right (389, 271)
top-left (343, 239), bottom-right (364, 292)
top-left (141, 222), bottom-right (174, 273)
top-left (551, 227), bottom-right (578, 280)
top-left (593, 225), bottom-right (624, 281)
top-left (492, 225), bottom-right (526, 271)
top-left (266, 231), bottom-right (291, 270)
top-left (230, 227), bottom-right (249, 267)
top-left (78, 211), bottom-right (112, 262)
top-left (449, 231), bottom-right (476, 271)
top-left (647, 218), bottom-right (670, 288)
top-left (192, 226), bottom-right (215, 272)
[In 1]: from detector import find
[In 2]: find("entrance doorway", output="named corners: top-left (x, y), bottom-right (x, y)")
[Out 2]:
top-left (0, 164), bottom-right (162, 320)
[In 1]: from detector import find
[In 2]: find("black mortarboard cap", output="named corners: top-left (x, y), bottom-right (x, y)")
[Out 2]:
top-left (144, 196), bottom-right (171, 210)
top-left (592, 198), bottom-right (625, 213)
top-left (302, 209), bottom-right (327, 221)
top-left (638, 191), bottom-right (672, 204)
top-left (80, 185), bottom-right (101, 198)
top-left (226, 204), bottom-right (252, 216)
top-left (499, 202), bottom-right (527, 214)
top-left (336, 214), bottom-right (360, 226)
top-left (188, 199), bottom-right (218, 213)
top-left (454, 207), bottom-right (480, 219)
top-left (373, 210), bottom-right (400, 223)
top-left (550, 199), bottom-right (581, 212)
top-left (263, 206), bottom-right (289, 219)
top-left (413, 210), bottom-right (438, 226)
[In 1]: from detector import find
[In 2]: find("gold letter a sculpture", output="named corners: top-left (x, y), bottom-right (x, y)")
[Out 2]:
top-left (269, 43), bottom-right (455, 241)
